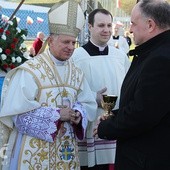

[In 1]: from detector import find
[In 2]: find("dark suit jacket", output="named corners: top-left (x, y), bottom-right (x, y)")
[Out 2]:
top-left (98, 30), bottom-right (170, 170)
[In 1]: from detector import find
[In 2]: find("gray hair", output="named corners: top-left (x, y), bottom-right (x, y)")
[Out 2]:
top-left (139, 0), bottom-right (170, 29)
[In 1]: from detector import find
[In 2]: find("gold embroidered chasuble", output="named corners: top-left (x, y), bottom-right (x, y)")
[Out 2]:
top-left (0, 50), bottom-right (85, 170)
top-left (18, 51), bottom-right (83, 170)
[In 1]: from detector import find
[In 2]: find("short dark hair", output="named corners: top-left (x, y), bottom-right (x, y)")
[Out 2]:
top-left (88, 8), bottom-right (113, 26)
top-left (139, 0), bottom-right (170, 29)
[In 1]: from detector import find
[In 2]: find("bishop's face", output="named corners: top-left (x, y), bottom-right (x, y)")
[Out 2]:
top-left (89, 12), bottom-right (113, 46)
top-left (48, 34), bottom-right (76, 61)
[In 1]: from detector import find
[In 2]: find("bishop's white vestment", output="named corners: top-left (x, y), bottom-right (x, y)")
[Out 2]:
top-left (0, 49), bottom-right (97, 170)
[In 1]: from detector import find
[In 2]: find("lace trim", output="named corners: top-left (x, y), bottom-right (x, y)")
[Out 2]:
top-left (72, 102), bottom-right (87, 140)
top-left (14, 107), bottom-right (60, 142)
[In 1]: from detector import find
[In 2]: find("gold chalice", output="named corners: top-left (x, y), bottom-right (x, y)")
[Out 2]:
top-left (101, 95), bottom-right (118, 116)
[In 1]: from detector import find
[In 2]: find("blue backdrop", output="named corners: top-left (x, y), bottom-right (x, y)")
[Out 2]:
top-left (1, 8), bottom-right (49, 39)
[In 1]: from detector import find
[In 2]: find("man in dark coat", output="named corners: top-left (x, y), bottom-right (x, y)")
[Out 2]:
top-left (95, 0), bottom-right (170, 170)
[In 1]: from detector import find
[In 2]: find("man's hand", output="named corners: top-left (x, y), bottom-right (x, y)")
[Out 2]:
top-left (96, 87), bottom-right (107, 107)
top-left (60, 108), bottom-right (76, 122)
top-left (114, 42), bottom-right (119, 48)
top-left (70, 111), bottom-right (82, 125)
top-left (93, 114), bottom-right (112, 138)
top-left (60, 108), bottom-right (82, 125)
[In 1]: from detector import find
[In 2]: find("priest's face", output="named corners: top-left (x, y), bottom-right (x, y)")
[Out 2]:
top-left (48, 34), bottom-right (76, 61)
top-left (89, 12), bottom-right (112, 46)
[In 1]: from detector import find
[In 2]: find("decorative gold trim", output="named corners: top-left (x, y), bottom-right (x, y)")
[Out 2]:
top-left (48, 0), bottom-right (81, 37)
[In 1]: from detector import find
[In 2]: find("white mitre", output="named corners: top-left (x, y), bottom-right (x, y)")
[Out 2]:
top-left (48, 0), bottom-right (85, 37)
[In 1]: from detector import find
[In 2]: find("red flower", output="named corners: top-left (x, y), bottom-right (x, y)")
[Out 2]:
top-left (3, 64), bottom-right (8, 69)
top-left (10, 43), bottom-right (15, 49)
top-left (5, 30), bottom-right (10, 35)
top-left (0, 28), bottom-right (4, 33)
top-left (0, 17), bottom-right (28, 72)
top-left (13, 38), bottom-right (18, 43)
top-left (9, 64), bottom-right (15, 69)
top-left (5, 49), bottom-right (11, 55)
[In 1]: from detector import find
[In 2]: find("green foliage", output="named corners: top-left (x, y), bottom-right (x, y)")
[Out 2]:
top-left (0, 18), bottom-right (28, 72)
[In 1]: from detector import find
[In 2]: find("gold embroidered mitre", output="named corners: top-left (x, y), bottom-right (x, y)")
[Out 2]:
top-left (48, 0), bottom-right (85, 38)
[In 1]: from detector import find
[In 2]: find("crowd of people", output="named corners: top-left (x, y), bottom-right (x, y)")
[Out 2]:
top-left (0, 0), bottom-right (169, 170)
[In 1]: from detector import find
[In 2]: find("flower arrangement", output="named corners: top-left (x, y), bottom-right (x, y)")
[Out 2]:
top-left (0, 17), bottom-right (28, 72)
